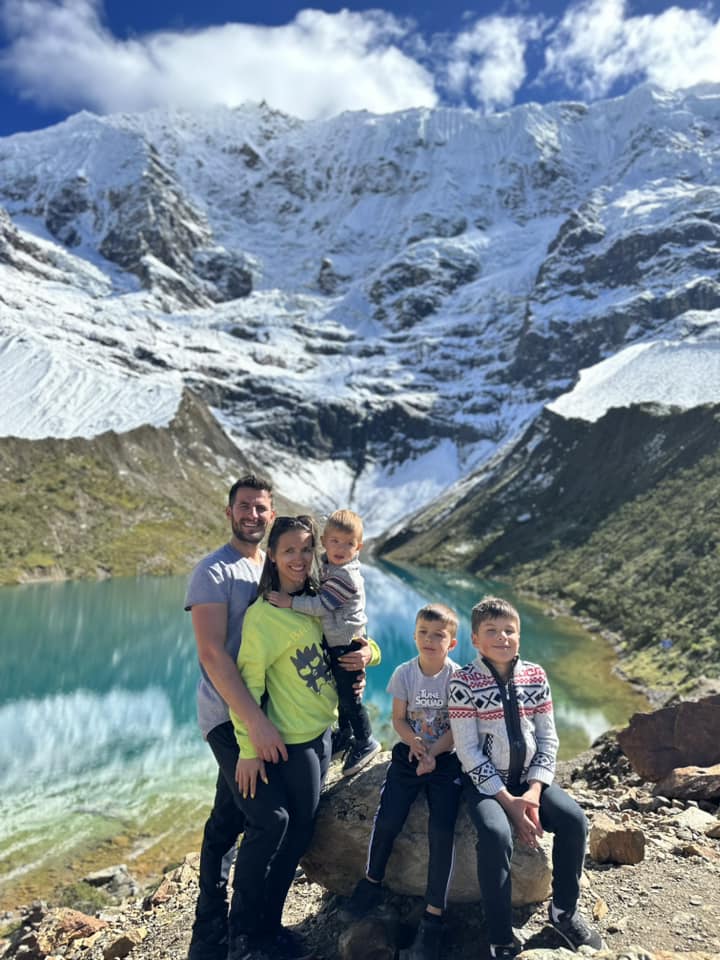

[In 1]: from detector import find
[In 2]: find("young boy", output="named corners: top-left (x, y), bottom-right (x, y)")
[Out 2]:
top-left (342, 603), bottom-right (463, 960)
top-left (448, 596), bottom-right (603, 959)
top-left (267, 509), bottom-right (380, 776)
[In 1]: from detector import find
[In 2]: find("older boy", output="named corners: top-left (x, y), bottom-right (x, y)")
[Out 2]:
top-left (448, 596), bottom-right (602, 959)
top-left (268, 509), bottom-right (380, 776)
top-left (342, 603), bottom-right (463, 960)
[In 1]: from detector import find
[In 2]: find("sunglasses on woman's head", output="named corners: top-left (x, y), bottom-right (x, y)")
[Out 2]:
top-left (272, 515), bottom-right (314, 532)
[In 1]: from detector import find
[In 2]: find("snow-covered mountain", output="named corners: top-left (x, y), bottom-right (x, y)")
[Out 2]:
top-left (2, 83), bottom-right (720, 535)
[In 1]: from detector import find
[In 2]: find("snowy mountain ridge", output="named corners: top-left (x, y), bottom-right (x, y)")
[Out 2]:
top-left (2, 83), bottom-right (720, 534)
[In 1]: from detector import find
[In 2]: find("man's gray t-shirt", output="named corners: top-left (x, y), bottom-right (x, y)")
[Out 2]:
top-left (387, 656), bottom-right (460, 745)
top-left (184, 543), bottom-right (263, 738)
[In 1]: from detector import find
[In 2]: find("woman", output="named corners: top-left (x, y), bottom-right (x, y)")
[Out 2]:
top-left (228, 515), bottom-right (338, 960)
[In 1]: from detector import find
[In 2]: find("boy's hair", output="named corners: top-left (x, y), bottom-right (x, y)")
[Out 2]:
top-left (324, 508), bottom-right (363, 541)
top-left (471, 596), bottom-right (521, 633)
top-left (415, 603), bottom-right (459, 639)
top-left (228, 472), bottom-right (273, 506)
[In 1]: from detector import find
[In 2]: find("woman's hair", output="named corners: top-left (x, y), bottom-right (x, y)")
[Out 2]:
top-left (257, 515), bottom-right (319, 596)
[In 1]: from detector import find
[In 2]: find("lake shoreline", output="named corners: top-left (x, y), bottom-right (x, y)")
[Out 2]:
top-left (0, 565), bottom-right (655, 914)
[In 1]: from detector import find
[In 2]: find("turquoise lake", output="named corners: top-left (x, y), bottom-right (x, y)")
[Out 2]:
top-left (0, 562), bottom-right (648, 907)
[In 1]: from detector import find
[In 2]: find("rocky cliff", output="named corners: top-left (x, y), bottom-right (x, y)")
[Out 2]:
top-left (376, 402), bottom-right (720, 692)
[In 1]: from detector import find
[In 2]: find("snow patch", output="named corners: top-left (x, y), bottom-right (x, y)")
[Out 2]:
top-left (0, 335), bottom-right (182, 439)
top-left (547, 339), bottom-right (720, 422)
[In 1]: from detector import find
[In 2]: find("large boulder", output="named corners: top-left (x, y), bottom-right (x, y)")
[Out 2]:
top-left (616, 695), bottom-right (720, 781)
top-left (302, 753), bottom-right (552, 905)
top-left (589, 813), bottom-right (645, 865)
top-left (653, 764), bottom-right (720, 802)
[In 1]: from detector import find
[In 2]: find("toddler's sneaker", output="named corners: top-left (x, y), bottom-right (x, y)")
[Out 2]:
top-left (341, 736), bottom-right (381, 776)
top-left (337, 877), bottom-right (384, 921)
top-left (548, 904), bottom-right (603, 951)
top-left (331, 725), bottom-right (353, 758)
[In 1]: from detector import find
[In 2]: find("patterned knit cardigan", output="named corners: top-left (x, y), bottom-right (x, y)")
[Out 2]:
top-left (448, 656), bottom-right (559, 796)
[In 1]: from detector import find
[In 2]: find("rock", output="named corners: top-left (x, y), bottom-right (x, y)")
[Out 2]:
top-left (653, 765), bottom-right (720, 803)
top-left (616, 696), bottom-right (720, 781)
top-left (83, 865), bottom-right (139, 899)
top-left (28, 909), bottom-right (108, 958)
top-left (522, 953), bottom-right (720, 960)
top-left (592, 898), bottom-right (609, 920)
top-left (144, 854), bottom-right (200, 907)
top-left (337, 911), bottom-right (399, 960)
top-left (673, 842), bottom-right (719, 862)
top-left (667, 806), bottom-right (719, 834)
top-left (588, 813), bottom-right (645, 865)
top-left (102, 927), bottom-right (147, 960)
top-left (706, 821), bottom-right (720, 839)
top-left (302, 755), bottom-right (552, 905)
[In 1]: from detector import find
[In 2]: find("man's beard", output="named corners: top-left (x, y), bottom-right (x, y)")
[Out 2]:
top-left (231, 518), bottom-right (266, 543)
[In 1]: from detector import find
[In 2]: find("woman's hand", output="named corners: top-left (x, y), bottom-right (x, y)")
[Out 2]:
top-left (338, 639), bottom-right (372, 695)
top-left (337, 639), bottom-right (372, 672)
top-left (235, 756), bottom-right (267, 800)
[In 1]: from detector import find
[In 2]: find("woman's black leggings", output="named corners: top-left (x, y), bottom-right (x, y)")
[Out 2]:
top-left (229, 728), bottom-right (331, 936)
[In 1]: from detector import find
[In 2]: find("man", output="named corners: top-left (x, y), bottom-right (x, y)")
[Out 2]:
top-left (185, 473), bottom-right (285, 960)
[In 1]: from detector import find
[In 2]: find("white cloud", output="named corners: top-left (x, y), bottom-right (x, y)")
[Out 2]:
top-left (445, 14), bottom-right (546, 112)
top-left (0, 0), bottom-right (438, 120)
top-left (544, 0), bottom-right (720, 97)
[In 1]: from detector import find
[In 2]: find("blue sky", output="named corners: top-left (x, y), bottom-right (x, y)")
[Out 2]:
top-left (1, 0), bottom-right (719, 137)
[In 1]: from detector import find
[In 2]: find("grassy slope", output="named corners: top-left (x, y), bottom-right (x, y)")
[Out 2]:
top-left (0, 390), bottom-right (294, 585)
top-left (378, 405), bottom-right (720, 694)
top-left (510, 448), bottom-right (720, 691)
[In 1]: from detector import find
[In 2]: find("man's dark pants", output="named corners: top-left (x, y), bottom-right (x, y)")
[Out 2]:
top-left (191, 721), bottom-right (244, 946)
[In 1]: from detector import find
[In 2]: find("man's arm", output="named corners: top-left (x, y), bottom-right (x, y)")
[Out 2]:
top-left (191, 603), bottom-right (288, 763)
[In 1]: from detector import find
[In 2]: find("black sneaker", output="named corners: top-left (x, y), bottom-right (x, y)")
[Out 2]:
top-left (258, 926), bottom-right (313, 960)
top-left (400, 913), bottom-right (443, 960)
top-left (226, 932), bottom-right (263, 960)
top-left (187, 912), bottom-right (228, 960)
top-left (331, 725), bottom-right (353, 758)
top-left (548, 904), bottom-right (603, 951)
top-left (341, 737), bottom-right (381, 777)
top-left (489, 945), bottom-right (520, 960)
top-left (337, 877), bottom-right (384, 921)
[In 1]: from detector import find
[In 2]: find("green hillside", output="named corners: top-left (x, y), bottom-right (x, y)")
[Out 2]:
top-left (378, 404), bottom-right (720, 695)
top-left (0, 390), bottom-right (294, 585)
top-left (510, 447), bottom-right (720, 692)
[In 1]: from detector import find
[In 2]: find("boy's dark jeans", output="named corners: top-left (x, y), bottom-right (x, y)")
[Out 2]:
top-left (329, 640), bottom-right (372, 744)
top-left (367, 741), bottom-right (462, 910)
top-left (463, 778), bottom-right (588, 945)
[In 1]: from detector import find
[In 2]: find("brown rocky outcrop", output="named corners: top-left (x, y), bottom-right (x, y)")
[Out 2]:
top-left (617, 695), bottom-right (720, 781)
top-left (653, 764), bottom-right (720, 802)
top-left (302, 754), bottom-right (552, 905)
